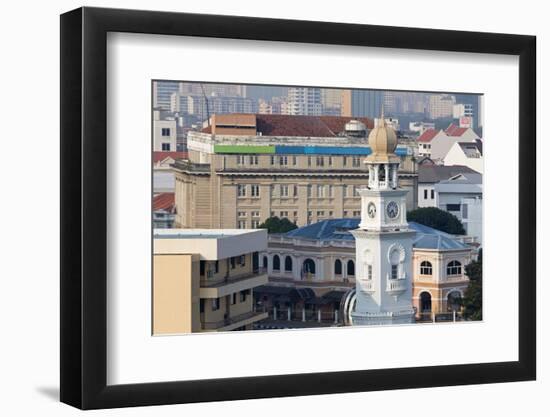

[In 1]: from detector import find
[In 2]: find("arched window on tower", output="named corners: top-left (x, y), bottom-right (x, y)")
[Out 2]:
top-left (389, 244), bottom-right (405, 280)
top-left (334, 259), bottom-right (342, 275)
top-left (420, 261), bottom-right (433, 276)
top-left (273, 255), bottom-right (280, 271)
top-left (446, 260), bottom-right (462, 276)
top-left (379, 164), bottom-right (386, 182)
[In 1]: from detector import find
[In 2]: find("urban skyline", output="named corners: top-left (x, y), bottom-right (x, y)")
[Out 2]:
top-left (152, 80), bottom-right (483, 334)
top-left (153, 80), bottom-right (483, 133)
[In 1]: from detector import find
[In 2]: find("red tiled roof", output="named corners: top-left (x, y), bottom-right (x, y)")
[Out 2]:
top-left (449, 127), bottom-right (468, 136)
top-left (153, 151), bottom-right (187, 163)
top-left (417, 128), bottom-right (439, 143)
top-left (153, 193), bottom-right (175, 212)
top-left (445, 124), bottom-right (469, 136)
top-left (201, 114), bottom-right (374, 137)
top-left (445, 123), bottom-right (458, 134)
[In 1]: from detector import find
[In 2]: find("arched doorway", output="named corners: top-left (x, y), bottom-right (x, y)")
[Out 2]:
top-left (420, 292), bottom-right (432, 313)
top-left (447, 291), bottom-right (462, 312)
top-left (302, 258), bottom-right (316, 280)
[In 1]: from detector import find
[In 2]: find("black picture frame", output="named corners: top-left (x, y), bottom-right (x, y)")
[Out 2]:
top-left (60, 6), bottom-right (536, 410)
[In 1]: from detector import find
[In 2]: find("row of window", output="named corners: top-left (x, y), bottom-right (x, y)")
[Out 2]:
top-left (334, 259), bottom-right (355, 276)
top-left (263, 257), bottom-right (464, 280)
top-left (266, 256), bottom-right (357, 277)
top-left (234, 155), bottom-right (364, 168)
top-left (238, 211), bottom-right (261, 218)
top-left (419, 260), bottom-right (463, 276)
top-left (237, 220), bottom-right (260, 229)
top-left (236, 184), bottom-right (362, 198)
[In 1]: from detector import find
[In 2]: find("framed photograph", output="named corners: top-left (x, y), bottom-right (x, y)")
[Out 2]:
top-left (60, 6), bottom-right (536, 409)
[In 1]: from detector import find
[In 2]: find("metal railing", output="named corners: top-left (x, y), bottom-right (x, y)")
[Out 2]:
top-left (200, 270), bottom-right (266, 288)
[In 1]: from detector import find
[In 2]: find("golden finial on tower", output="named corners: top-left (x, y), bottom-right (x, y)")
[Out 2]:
top-left (365, 103), bottom-right (399, 163)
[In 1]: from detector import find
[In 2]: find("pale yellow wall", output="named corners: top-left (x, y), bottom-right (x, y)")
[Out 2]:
top-left (153, 254), bottom-right (200, 335)
top-left (174, 152), bottom-right (418, 229)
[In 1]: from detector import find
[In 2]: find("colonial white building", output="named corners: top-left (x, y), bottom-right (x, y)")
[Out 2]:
top-left (263, 219), bottom-right (474, 320)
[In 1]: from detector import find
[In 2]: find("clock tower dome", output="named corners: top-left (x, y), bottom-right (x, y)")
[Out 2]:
top-left (349, 108), bottom-right (416, 325)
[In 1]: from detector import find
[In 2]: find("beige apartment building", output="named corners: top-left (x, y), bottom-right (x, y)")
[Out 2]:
top-left (173, 114), bottom-right (418, 229)
top-left (153, 228), bottom-right (269, 334)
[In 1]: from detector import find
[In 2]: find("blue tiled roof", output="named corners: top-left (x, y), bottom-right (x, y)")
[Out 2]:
top-left (284, 219), bottom-right (468, 250)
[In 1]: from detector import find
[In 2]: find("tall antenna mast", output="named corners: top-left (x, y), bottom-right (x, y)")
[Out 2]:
top-left (200, 84), bottom-right (211, 126)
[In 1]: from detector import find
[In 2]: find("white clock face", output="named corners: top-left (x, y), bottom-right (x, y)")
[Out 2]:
top-left (386, 201), bottom-right (399, 219)
top-left (367, 202), bottom-right (376, 218)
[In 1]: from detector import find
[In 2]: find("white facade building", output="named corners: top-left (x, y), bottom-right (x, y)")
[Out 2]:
top-left (418, 162), bottom-right (483, 244)
top-left (444, 140), bottom-right (483, 173)
top-left (153, 113), bottom-right (177, 152)
top-left (434, 176), bottom-right (483, 244)
top-left (349, 111), bottom-right (415, 325)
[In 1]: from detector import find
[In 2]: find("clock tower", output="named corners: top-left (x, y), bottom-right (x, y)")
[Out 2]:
top-left (350, 108), bottom-right (416, 325)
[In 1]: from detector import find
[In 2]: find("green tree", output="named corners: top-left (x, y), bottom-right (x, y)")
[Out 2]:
top-left (462, 249), bottom-right (483, 320)
top-left (258, 216), bottom-right (298, 234)
top-left (407, 207), bottom-right (466, 235)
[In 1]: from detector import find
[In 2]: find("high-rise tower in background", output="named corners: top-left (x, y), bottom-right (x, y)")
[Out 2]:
top-left (341, 89), bottom-right (384, 119)
top-left (287, 87), bottom-right (322, 116)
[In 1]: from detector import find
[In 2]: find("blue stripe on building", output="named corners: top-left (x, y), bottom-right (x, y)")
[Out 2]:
top-left (274, 145), bottom-right (408, 156)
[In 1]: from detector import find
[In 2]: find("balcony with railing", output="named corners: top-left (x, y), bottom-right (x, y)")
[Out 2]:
top-left (199, 269), bottom-right (268, 298)
top-left (360, 280), bottom-right (375, 294)
top-left (386, 274), bottom-right (408, 295)
top-left (444, 274), bottom-right (468, 283)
